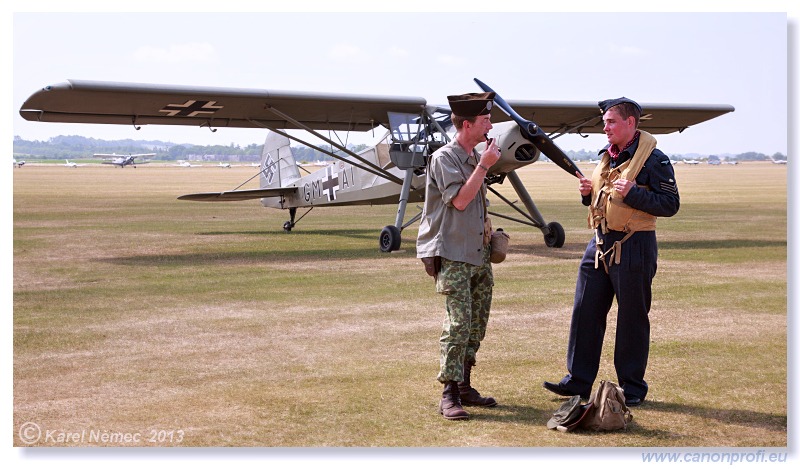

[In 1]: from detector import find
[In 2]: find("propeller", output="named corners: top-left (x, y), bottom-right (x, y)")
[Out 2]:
top-left (474, 78), bottom-right (584, 178)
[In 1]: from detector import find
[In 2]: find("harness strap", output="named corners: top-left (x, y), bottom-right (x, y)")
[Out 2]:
top-left (594, 230), bottom-right (636, 273)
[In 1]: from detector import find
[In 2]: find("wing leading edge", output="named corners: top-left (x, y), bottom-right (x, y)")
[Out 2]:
top-left (20, 80), bottom-right (428, 132)
top-left (20, 79), bottom-right (734, 136)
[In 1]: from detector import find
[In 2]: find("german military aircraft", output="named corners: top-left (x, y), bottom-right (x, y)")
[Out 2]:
top-left (19, 78), bottom-right (734, 252)
top-left (96, 152), bottom-right (155, 168)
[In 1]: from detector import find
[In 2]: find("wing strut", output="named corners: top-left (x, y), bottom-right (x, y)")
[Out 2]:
top-left (256, 105), bottom-right (405, 186)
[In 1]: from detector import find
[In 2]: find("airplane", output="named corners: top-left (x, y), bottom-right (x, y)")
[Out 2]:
top-left (13, 158), bottom-right (25, 167)
top-left (19, 78), bottom-right (734, 252)
top-left (96, 152), bottom-right (155, 168)
top-left (175, 160), bottom-right (202, 167)
top-left (683, 159), bottom-right (701, 165)
top-left (768, 155), bottom-right (787, 164)
top-left (217, 162), bottom-right (232, 168)
top-left (63, 159), bottom-right (83, 168)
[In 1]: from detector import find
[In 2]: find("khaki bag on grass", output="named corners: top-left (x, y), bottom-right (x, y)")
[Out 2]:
top-left (580, 380), bottom-right (633, 431)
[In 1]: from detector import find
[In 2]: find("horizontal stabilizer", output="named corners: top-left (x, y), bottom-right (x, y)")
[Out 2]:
top-left (178, 187), bottom-right (297, 202)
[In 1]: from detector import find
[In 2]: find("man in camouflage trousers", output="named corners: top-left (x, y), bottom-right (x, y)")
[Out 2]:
top-left (417, 92), bottom-right (502, 420)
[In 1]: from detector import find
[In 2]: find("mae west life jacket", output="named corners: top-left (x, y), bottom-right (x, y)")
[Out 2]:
top-left (588, 130), bottom-right (658, 271)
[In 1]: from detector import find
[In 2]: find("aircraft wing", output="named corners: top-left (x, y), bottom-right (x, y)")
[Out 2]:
top-left (177, 187), bottom-right (298, 202)
top-left (20, 80), bottom-right (427, 132)
top-left (20, 79), bottom-right (733, 136)
top-left (490, 100), bottom-right (735, 135)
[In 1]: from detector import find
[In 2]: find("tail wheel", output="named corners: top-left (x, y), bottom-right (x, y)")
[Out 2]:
top-left (379, 225), bottom-right (402, 252)
top-left (543, 222), bottom-right (565, 248)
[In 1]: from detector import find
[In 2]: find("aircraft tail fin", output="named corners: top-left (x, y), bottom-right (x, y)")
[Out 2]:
top-left (260, 132), bottom-right (300, 189)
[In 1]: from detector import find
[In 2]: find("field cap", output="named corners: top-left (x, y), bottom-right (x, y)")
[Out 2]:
top-left (559, 402), bottom-right (594, 432)
top-left (598, 97), bottom-right (642, 115)
top-left (546, 395), bottom-right (584, 429)
top-left (448, 92), bottom-right (496, 117)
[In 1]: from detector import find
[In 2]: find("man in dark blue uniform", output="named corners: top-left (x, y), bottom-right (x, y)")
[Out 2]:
top-left (543, 97), bottom-right (680, 407)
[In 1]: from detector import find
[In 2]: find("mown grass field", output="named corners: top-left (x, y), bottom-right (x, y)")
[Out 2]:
top-left (12, 162), bottom-right (787, 448)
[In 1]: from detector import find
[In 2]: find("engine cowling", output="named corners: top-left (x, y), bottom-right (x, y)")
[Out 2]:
top-left (475, 121), bottom-right (540, 175)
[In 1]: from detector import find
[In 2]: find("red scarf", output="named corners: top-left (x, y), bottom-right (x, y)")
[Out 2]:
top-left (608, 131), bottom-right (640, 161)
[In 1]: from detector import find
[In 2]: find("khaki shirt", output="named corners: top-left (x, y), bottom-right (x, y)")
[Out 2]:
top-left (416, 138), bottom-right (488, 266)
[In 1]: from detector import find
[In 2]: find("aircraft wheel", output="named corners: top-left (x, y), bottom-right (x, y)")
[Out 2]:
top-left (379, 225), bottom-right (402, 252)
top-left (283, 221), bottom-right (293, 232)
top-left (543, 222), bottom-right (565, 248)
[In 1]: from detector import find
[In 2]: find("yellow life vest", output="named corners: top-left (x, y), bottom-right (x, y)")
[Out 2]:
top-left (588, 131), bottom-right (658, 272)
top-left (588, 130), bottom-right (658, 234)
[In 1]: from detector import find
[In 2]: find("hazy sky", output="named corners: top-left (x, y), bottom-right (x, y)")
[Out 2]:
top-left (9, 8), bottom-right (790, 157)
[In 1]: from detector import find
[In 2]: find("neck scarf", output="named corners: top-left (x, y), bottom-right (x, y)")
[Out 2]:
top-left (608, 130), bottom-right (641, 161)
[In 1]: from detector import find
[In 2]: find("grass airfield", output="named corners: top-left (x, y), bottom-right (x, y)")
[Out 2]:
top-left (12, 162), bottom-right (787, 448)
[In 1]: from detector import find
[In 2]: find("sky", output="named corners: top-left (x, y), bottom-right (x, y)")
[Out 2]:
top-left (7, 5), bottom-right (792, 158)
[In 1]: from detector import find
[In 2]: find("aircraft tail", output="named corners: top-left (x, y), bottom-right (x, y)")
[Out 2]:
top-left (260, 132), bottom-right (300, 189)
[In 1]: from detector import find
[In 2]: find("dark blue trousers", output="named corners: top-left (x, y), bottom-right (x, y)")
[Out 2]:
top-left (562, 230), bottom-right (658, 400)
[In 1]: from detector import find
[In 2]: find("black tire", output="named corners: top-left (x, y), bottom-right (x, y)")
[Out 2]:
top-left (379, 225), bottom-right (402, 252)
top-left (283, 221), bottom-right (293, 232)
top-left (544, 222), bottom-right (565, 248)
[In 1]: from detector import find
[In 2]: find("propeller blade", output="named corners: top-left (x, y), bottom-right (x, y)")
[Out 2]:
top-left (474, 78), bottom-right (584, 178)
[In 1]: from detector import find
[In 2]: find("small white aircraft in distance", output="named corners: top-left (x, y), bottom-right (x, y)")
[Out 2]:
top-left (175, 161), bottom-right (202, 167)
top-left (683, 159), bottom-right (701, 165)
top-left (769, 155), bottom-right (787, 164)
top-left (64, 159), bottom-right (83, 168)
top-left (217, 162), bottom-right (232, 168)
top-left (96, 152), bottom-right (155, 168)
top-left (19, 78), bottom-right (734, 251)
top-left (13, 158), bottom-right (25, 167)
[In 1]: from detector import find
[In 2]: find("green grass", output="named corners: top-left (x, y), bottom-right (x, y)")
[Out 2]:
top-left (12, 162), bottom-right (787, 448)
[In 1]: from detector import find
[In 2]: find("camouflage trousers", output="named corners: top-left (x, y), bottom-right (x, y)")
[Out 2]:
top-left (436, 249), bottom-right (494, 383)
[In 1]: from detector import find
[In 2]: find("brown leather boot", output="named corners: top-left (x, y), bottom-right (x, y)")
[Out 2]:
top-left (439, 381), bottom-right (469, 420)
top-left (458, 361), bottom-right (497, 407)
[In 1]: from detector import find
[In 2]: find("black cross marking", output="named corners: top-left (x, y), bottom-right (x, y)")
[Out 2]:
top-left (322, 166), bottom-right (339, 201)
top-left (159, 100), bottom-right (223, 117)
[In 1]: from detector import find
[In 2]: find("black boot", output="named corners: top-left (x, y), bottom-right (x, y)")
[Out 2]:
top-left (439, 381), bottom-right (469, 420)
top-left (459, 361), bottom-right (497, 407)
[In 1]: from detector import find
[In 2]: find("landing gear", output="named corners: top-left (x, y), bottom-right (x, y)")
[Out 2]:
top-left (283, 208), bottom-right (297, 232)
top-left (379, 225), bottom-right (402, 253)
top-left (543, 221), bottom-right (565, 248)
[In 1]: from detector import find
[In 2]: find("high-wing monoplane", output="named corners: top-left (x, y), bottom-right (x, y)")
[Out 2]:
top-left (19, 78), bottom-right (734, 251)
top-left (96, 152), bottom-right (155, 168)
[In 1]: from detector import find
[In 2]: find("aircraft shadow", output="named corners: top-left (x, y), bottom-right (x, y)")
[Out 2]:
top-left (658, 239), bottom-right (786, 250)
top-left (197, 228), bottom-right (379, 241)
top-left (103, 248), bottom-right (413, 267)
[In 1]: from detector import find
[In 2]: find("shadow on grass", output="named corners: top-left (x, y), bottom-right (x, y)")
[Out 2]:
top-left (659, 239), bottom-right (786, 250)
top-left (465, 404), bottom-right (549, 425)
top-left (102, 249), bottom-right (418, 267)
top-left (535, 396), bottom-right (786, 436)
top-left (196, 228), bottom-right (380, 241)
top-left (642, 400), bottom-right (787, 432)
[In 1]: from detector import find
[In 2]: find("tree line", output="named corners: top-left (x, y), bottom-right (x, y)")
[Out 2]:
top-left (12, 135), bottom-right (787, 163)
top-left (12, 135), bottom-right (367, 163)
